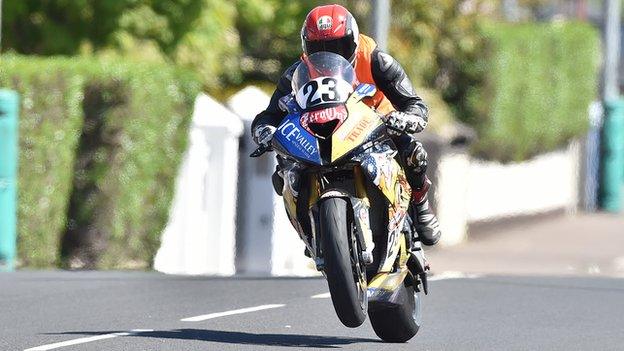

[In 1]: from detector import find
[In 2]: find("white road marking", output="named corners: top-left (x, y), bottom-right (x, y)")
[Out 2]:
top-left (180, 304), bottom-right (285, 322)
top-left (311, 292), bottom-right (331, 299)
top-left (24, 329), bottom-right (153, 351)
top-left (429, 271), bottom-right (481, 281)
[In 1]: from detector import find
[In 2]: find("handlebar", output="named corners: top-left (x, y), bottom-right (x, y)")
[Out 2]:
top-left (250, 144), bottom-right (271, 157)
top-left (249, 111), bottom-right (403, 158)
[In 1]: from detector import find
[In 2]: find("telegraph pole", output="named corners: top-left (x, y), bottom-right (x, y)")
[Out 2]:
top-left (0, 0), bottom-right (3, 52)
top-left (603, 0), bottom-right (621, 101)
top-left (371, 0), bottom-right (390, 51)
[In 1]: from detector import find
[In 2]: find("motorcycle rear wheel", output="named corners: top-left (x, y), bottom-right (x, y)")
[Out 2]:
top-left (320, 197), bottom-right (367, 328)
top-left (369, 278), bottom-right (422, 342)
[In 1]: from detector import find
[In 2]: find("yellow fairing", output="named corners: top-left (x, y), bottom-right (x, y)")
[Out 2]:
top-left (282, 173), bottom-right (320, 235)
top-left (282, 180), bottom-right (300, 231)
top-left (331, 99), bottom-right (383, 162)
top-left (368, 235), bottom-right (410, 291)
top-left (377, 164), bottom-right (411, 273)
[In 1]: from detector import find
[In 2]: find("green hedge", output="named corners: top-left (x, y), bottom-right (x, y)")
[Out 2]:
top-left (0, 55), bottom-right (200, 268)
top-left (468, 22), bottom-right (600, 161)
top-left (0, 58), bottom-right (85, 267)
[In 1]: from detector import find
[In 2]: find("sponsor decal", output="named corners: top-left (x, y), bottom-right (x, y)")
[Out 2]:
top-left (355, 84), bottom-right (376, 97)
top-left (345, 116), bottom-right (373, 142)
top-left (317, 16), bottom-right (333, 31)
top-left (277, 121), bottom-right (318, 156)
top-left (301, 106), bottom-right (348, 134)
top-left (386, 210), bottom-right (405, 258)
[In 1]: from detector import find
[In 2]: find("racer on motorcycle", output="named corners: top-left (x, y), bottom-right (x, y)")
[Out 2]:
top-left (251, 4), bottom-right (441, 247)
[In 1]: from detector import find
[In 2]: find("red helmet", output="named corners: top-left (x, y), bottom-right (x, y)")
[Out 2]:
top-left (301, 4), bottom-right (360, 64)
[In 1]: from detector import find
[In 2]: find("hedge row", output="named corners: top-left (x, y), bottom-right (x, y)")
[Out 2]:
top-left (468, 22), bottom-right (600, 161)
top-left (0, 55), bottom-right (200, 268)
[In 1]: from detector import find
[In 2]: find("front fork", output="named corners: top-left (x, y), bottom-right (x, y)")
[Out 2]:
top-left (279, 142), bottom-right (425, 288)
top-left (279, 159), bottom-right (375, 272)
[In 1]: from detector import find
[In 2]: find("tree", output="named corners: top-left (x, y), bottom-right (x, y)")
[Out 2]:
top-left (0, 0), bottom-right (204, 55)
top-left (389, 0), bottom-right (486, 123)
top-left (111, 0), bottom-right (239, 89)
top-left (1, 0), bottom-right (132, 54)
top-left (233, 0), bottom-right (367, 83)
top-left (1, 0), bottom-right (238, 89)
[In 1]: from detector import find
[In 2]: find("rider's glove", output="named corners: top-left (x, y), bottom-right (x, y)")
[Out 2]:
top-left (383, 111), bottom-right (427, 134)
top-left (252, 124), bottom-right (277, 147)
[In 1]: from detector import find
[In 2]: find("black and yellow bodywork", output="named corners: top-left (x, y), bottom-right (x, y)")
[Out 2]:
top-left (275, 85), bottom-right (424, 308)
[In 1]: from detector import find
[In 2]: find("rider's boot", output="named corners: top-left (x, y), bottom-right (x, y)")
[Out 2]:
top-left (409, 175), bottom-right (441, 247)
top-left (395, 134), bottom-right (442, 247)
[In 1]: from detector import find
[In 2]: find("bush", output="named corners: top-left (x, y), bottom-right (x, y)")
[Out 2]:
top-left (0, 55), bottom-right (200, 268)
top-left (469, 22), bottom-right (600, 161)
top-left (0, 58), bottom-right (85, 267)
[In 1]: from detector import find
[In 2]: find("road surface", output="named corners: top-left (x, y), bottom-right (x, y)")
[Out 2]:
top-left (2, 271), bottom-right (624, 351)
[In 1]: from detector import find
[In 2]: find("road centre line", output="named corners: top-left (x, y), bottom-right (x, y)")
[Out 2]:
top-left (428, 271), bottom-right (481, 281)
top-left (24, 329), bottom-right (154, 351)
top-left (180, 304), bottom-right (286, 322)
top-left (311, 292), bottom-right (331, 299)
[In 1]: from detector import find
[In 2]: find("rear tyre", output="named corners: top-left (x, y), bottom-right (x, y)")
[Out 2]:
top-left (320, 197), bottom-right (367, 328)
top-left (369, 279), bottom-right (422, 342)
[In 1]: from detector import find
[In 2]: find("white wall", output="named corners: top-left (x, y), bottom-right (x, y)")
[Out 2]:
top-left (435, 150), bottom-right (470, 246)
top-left (433, 141), bottom-right (581, 246)
top-left (465, 141), bottom-right (580, 222)
top-left (154, 94), bottom-right (243, 275)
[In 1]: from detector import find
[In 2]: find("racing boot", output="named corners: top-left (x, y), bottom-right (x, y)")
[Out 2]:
top-left (410, 176), bottom-right (441, 246)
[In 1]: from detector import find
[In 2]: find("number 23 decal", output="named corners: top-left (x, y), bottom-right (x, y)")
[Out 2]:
top-left (299, 77), bottom-right (345, 109)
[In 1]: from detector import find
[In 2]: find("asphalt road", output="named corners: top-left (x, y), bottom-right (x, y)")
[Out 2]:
top-left (1, 272), bottom-right (624, 351)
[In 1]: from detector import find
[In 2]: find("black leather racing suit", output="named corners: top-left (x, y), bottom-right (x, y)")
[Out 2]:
top-left (252, 48), bottom-right (430, 193)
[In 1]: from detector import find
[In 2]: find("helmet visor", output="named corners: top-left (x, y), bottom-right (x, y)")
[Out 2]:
top-left (305, 34), bottom-right (357, 62)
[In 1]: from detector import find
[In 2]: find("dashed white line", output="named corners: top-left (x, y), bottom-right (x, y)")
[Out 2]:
top-left (24, 304), bottom-right (287, 350)
top-left (428, 271), bottom-right (482, 281)
top-left (311, 292), bottom-right (331, 299)
top-left (23, 329), bottom-right (153, 351)
top-left (180, 304), bottom-right (285, 322)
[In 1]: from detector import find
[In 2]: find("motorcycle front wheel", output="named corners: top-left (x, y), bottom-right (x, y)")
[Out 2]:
top-left (320, 197), bottom-right (367, 328)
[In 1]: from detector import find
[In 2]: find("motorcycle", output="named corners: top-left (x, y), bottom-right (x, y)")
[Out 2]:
top-left (251, 52), bottom-right (429, 342)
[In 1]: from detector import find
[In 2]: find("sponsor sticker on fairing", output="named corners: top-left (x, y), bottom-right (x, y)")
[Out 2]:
top-left (277, 121), bottom-right (318, 156)
top-left (273, 113), bottom-right (322, 164)
top-left (300, 105), bottom-right (348, 135)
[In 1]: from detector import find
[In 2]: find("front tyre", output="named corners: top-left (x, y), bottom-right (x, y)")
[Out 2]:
top-left (369, 279), bottom-right (422, 342)
top-left (320, 197), bottom-right (367, 328)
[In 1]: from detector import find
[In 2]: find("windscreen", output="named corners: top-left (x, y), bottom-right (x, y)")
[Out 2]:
top-left (291, 52), bottom-right (356, 111)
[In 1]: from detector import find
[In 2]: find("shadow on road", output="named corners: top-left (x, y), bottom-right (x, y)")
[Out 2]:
top-left (49, 329), bottom-right (380, 348)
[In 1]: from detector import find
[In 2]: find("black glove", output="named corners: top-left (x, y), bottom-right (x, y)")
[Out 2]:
top-left (252, 124), bottom-right (276, 147)
top-left (383, 111), bottom-right (427, 134)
